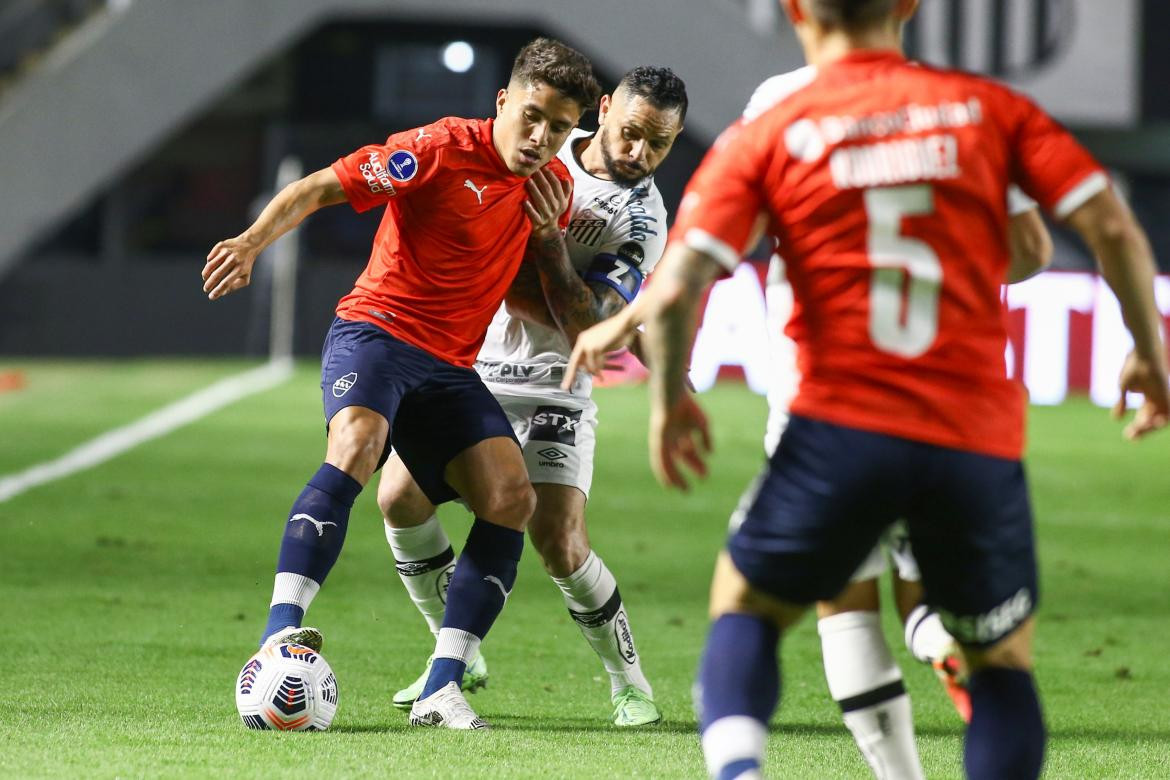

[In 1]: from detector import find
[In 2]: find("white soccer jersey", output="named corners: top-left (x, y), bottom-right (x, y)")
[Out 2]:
top-left (476, 128), bottom-right (669, 397)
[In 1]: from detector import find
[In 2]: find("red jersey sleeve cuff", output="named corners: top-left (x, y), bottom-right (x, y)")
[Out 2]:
top-left (1053, 171), bottom-right (1109, 220)
top-left (683, 228), bottom-right (742, 273)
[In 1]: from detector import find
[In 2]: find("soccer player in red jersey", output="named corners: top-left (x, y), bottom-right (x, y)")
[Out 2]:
top-left (202, 38), bottom-right (601, 729)
top-left (566, 1), bottom-right (1168, 776)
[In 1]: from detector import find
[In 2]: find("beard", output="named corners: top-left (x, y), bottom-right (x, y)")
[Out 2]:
top-left (598, 126), bottom-right (649, 188)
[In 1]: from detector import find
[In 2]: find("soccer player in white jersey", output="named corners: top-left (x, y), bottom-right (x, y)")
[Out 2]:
top-left (377, 66), bottom-right (688, 727)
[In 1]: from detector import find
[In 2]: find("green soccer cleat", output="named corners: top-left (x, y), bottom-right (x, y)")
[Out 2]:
top-left (611, 686), bottom-right (662, 727)
top-left (392, 652), bottom-right (489, 711)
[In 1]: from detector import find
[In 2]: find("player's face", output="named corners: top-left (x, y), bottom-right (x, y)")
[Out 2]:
top-left (597, 91), bottom-right (683, 188)
top-left (495, 80), bottom-right (583, 177)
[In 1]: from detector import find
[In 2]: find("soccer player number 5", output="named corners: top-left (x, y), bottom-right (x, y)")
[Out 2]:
top-left (864, 185), bottom-right (942, 358)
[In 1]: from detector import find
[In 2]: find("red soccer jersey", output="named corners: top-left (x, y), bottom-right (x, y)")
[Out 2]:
top-left (331, 117), bottom-right (572, 367)
top-left (673, 52), bottom-right (1106, 459)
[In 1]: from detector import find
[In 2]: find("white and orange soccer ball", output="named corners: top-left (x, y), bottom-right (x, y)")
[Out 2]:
top-left (235, 643), bottom-right (339, 731)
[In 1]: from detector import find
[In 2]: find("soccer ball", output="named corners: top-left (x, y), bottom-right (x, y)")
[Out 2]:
top-left (235, 643), bottom-right (339, 731)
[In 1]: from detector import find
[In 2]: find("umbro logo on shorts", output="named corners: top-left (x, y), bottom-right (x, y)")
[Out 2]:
top-left (332, 372), bottom-right (357, 398)
top-left (536, 447), bottom-right (567, 461)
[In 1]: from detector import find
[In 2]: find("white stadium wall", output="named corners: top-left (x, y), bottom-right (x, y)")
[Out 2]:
top-left (688, 265), bottom-right (1170, 408)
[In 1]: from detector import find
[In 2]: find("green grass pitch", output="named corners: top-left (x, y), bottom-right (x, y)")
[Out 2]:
top-left (1, 359), bottom-right (1167, 778)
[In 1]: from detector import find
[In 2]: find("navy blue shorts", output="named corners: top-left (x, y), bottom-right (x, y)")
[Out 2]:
top-left (729, 414), bottom-right (1037, 647)
top-left (320, 317), bottom-right (517, 504)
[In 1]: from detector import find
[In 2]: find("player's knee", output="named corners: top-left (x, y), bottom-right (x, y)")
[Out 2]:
top-left (530, 522), bottom-right (589, 578)
top-left (477, 480), bottom-right (536, 529)
top-left (326, 411), bottom-right (387, 481)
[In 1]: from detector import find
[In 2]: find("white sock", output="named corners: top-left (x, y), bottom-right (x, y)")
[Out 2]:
top-left (385, 515), bottom-right (453, 637)
top-left (904, 604), bottom-right (956, 664)
top-left (433, 627), bottom-right (480, 664)
top-left (818, 611), bottom-right (925, 780)
top-left (701, 715), bottom-right (766, 779)
top-left (553, 551), bottom-right (652, 698)
top-left (270, 572), bottom-right (320, 612)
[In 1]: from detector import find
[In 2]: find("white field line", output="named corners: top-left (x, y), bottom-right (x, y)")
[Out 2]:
top-left (0, 359), bottom-right (295, 504)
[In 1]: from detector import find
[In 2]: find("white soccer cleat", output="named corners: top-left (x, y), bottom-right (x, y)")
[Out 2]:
top-left (409, 681), bottom-right (490, 730)
top-left (262, 625), bottom-right (323, 653)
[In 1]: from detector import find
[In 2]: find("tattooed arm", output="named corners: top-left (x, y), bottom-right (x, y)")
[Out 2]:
top-left (504, 258), bottom-right (559, 329)
top-left (527, 228), bottom-right (628, 344)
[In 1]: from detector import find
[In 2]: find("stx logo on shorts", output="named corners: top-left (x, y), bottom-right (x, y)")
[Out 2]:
top-left (332, 372), bottom-right (357, 398)
top-left (530, 406), bottom-right (582, 445)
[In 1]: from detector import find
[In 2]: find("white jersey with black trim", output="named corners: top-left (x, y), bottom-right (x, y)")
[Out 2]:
top-left (476, 127), bottom-right (669, 398)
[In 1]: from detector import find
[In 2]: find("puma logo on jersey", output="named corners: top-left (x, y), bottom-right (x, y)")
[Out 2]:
top-left (290, 513), bottom-right (337, 537)
top-left (464, 179), bottom-right (487, 205)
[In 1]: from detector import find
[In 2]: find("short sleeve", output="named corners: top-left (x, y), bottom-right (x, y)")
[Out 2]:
top-left (330, 122), bottom-right (444, 213)
top-left (669, 121), bottom-right (771, 272)
top-left (597, 185), bottom-right (668, 273)
top-left (1006, 93), bottom-right (1108, 220)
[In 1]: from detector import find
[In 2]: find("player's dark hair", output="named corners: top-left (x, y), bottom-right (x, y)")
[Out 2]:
top-left (510, 37), bottom-right (602, 111)
top-left (617, 66), bottom-right (689, 122)
top-left (806, 0), bottom-right (898, 29)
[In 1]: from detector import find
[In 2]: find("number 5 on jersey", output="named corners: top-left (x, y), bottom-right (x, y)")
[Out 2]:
top-left (865, 185), bottom-right (942, 359)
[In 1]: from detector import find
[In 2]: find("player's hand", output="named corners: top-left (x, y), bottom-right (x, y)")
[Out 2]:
top-left (1112, 350), bottom-right (1170, 440)
top-left (563, 312), bottom-right (638, 388)
top-left (649, 394), bottom-right (712, 491)
top-left (203, 236), bottom-right (261, 300)
top-left (524, 168), bottom-right (572, 239)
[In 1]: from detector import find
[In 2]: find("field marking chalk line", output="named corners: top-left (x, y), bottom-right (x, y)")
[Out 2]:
top-left (0, 359), bottom-right (294, 504)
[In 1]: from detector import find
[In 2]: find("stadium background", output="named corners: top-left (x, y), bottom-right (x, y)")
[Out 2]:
top-left (2, 2), bottom-right (1169, 778)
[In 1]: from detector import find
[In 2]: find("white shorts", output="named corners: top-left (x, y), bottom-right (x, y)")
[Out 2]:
top-left (494, 391), bottom-right (598, 498)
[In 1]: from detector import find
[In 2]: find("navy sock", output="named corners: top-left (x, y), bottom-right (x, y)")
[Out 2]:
top-left (697, 613), bottom-right (781, 733)
top-left (261, 463), bottom-right (362, 644)
top-left (420, 519), bottom-right (523, 699)
top-left (964, 667), bottom-right (1046, 780)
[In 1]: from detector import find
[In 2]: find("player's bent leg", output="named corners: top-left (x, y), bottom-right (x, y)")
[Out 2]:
top-left (897, 575), bottom-right (971, 723)
top-left (413, 437), bottom-right (533, 707)
top-left (817, 579), bottom-right (925, 780)
top-left (259, 406), bottom-right (385, 647)
top-left (699, 552), bottom-right (803, 780)
top-left (379, 457), bottom-right (449, 637)
top-left (528, 483), bottom-right (660, 725)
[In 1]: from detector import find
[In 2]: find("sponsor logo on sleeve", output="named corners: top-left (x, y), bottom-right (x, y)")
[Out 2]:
top-left (530, 406), bottom-right (582, 445)
top-left (358, 152), bottom-right (396, 195)
top-left (387, 150), bottom-right (419, 182)
top-left (615, 241), bottom-right (645, 268)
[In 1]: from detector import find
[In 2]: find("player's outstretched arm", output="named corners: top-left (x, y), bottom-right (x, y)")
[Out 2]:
top-left (202, 167), bottom-right (347, 301)
top-left (1065, 188), bottom-right (1170, 439)
top-left (1006, 208), bottom-right (1054, 283)
top-left (640, 243), bottom-right (724, 490)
